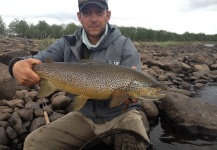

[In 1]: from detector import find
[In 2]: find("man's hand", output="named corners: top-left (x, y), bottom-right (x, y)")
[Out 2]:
top-left (13, 58), bottom-right (42, 86)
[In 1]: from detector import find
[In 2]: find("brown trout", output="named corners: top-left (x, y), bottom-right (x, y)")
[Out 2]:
top-left (32, 61), bottom-right (166, 111)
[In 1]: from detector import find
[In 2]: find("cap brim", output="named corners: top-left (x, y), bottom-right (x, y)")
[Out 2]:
top-left (79, 2), bottom-right (107, 11)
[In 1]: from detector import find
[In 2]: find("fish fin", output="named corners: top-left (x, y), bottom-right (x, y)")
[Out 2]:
top-left (110, 91), bottom-right (129, 108)
top-left (37, 79), bottom-right (58, 98)
top-left (73, 95), bottom-right (88, 111)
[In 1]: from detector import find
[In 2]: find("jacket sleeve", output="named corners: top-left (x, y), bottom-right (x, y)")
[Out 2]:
top-left (120, 37), bottom-right (142, 71)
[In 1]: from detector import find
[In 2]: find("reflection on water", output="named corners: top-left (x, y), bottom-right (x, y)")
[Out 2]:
top-left (150, 117), bottom-right (217, 150)
top-left (149, 84), bottom-right (217, 150)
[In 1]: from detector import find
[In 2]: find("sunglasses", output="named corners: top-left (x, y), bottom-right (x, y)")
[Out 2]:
top-left (78, 0), bottom-right (108, 4)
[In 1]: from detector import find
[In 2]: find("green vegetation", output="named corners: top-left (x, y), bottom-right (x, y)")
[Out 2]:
top-left (0, 16), bottom-right (217, 42)
top-left (35, 38), bottom-right (57, 50)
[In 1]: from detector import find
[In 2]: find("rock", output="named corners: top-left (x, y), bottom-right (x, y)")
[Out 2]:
top-left (207, 73), bottom-right (217, 81)
top-left (147, 68), bottom-right (157, 76)
top-left (192, 64), bottom-right (210, 73)
top-left (6, 126), bottom-right (17, 140)
top-left (192, 71), bottom-right (206, 79)
top-left (16, 109), bottom-right (33, 122)
top-left (0, 145), bottom-right (9, 150)
top-left (51, 95), bottom-right (71, 110)
top-left (133, 42), bottom-right (140, 47)
top-left (180, 62), bottom-right (192, 72)
top-left (34, 108), bottom-right (44, 118)
top-left (158, 92), bottom-right (217, 136)
top-left (0, 49), bottom-right (31, 65)
top-left (151, 66), bottom-right (164, 75)
top-left (13, 123), bottom-right (27, 135)
top-left (141, 65), bottom-right (148, 71)
top-left (187, 53), bottom-right (215, 66)
top-left (140, 100), bottom-right (159, 120)
top-left (209, 70), bottom-right (217, 75)
top-left (179, 81), bottom-right (191, 90)
top-left (25, 101), bottom-right (40, 110)
top-left (24, 90), bottom-right (38, 102)
top-left (210, 63), bottom-right (217, 70)
top-left (140, 51), bottom-right (153, 62)
top-left (8, 112), bottom-right (22, 126)
top-left (13, 90), bottom-right (29, 100)
top-left (165, 72), bottom-right (178, 81)
top-left (157, 75), bottom-right (169, 81)
top-left (0, 121), bottom-right (9, 128)
top-left (194, 83), bottom-right (206, 89)
top-left (0, 63), bottom-right (21, 100)
top-left (2, 99), bottom-right (24, 109)
top-left (167, 87), bottom-right (193, 97)
top-left (0, 106), bottom-right (10, 113)
top-left (158, 56), bottom-right (183, 73)
top-left (29, 117), bottom-right (46, 132)
top-left (0, 127), bottom-right (9, 145)
top-left (11, 139), bottom-right (22, 150)
top-left (0, 113), bottom-right (11, 121)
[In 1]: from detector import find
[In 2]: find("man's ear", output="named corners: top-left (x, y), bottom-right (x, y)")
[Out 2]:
top-left (77, 12), bottom-right (82, 23)
top-left (107, 10), bottom-right (111, 22)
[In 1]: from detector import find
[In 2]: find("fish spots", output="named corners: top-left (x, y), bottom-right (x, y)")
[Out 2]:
top-left (33, 62), bottom-right (166, 103)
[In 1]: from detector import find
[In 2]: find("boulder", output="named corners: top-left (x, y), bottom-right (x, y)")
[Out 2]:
top-left (0, 50), bottom-right (31, 65)
top-left (158, 92), bottom-right (217, 137)
top-left (0, 63), bottom-right (21, 100)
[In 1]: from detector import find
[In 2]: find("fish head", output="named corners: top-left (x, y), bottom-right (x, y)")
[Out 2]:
top-left (128, 80), bottom-right (167, 100)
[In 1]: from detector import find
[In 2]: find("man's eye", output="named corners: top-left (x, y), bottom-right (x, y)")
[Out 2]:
top-left (96, 10), bottom-right (104, 15)
top-left (82, 11), bottom-right (91, 15)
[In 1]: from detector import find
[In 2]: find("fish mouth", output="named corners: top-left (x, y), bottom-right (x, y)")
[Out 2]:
top-left (142, 88), bottom-right (166, 100)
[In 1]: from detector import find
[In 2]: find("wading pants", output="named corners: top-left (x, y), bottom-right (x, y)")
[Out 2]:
top-left (24, 109), bottom-right (150, 150)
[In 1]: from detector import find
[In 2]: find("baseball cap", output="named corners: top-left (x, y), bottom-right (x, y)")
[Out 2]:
top-left (78, 0), bottom-right (108, 11)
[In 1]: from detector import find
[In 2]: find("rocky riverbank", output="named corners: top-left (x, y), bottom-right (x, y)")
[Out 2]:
top-left (0, 38), bottom-right (217, 149)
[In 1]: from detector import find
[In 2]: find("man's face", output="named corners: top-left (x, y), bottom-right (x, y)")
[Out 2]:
top-left (77, 4), bottom-right (111, 39)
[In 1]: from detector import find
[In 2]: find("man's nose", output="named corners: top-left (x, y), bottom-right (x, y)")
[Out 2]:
top-left (90, 12), bottom-right (98, 21)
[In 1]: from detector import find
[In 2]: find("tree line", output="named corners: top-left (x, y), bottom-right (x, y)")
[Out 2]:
top-left (0, 16), bottom-right (217, 41)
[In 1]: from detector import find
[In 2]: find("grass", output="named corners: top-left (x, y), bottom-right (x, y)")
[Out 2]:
top-left (33, 38), bottom-right (57, 50)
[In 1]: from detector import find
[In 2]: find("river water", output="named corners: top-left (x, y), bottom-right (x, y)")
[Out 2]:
top-left (149, 84), bottom-right (217, 150)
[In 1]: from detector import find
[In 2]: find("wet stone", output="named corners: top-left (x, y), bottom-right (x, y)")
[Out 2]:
top-left (16, 109), bottom-right (33, 122)
top-left (6, 126), bottom-right (17, 140)
top-left (29, 117), bottom-right (46, 132)
top-left (52, 95), bottom-right (71, 110)
top-left (0, 127), bottom-right (9, 145)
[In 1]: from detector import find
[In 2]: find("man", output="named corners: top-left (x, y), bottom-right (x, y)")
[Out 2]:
top-left (8, 0), bottom-right (151, 149)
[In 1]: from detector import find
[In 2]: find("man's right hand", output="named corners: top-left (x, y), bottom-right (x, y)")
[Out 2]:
top-left (13, 58), bottom-right (42, 86)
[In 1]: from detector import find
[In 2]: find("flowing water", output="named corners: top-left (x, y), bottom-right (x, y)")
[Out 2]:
top-left (149, 84), bottom-right (217, 150)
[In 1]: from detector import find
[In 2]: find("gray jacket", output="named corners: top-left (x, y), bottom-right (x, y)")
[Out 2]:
top-left (33, 24), bottom-right (142, 123)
